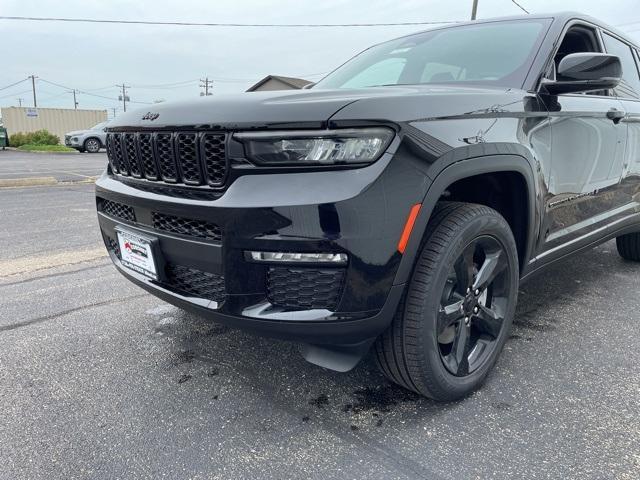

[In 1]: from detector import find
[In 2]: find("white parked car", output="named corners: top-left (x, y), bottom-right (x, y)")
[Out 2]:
top-left (64, 121), bottom-right (109, 153)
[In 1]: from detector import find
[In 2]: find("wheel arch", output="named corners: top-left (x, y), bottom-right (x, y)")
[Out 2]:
top-left (393, 154), bottom-right (539, 285)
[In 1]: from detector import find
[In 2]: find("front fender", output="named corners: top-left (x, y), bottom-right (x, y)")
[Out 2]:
top-left (392, 152), bottom-right (539, 285)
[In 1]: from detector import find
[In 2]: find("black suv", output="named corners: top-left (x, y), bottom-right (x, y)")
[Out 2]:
top-left (96, 12), bottom-right (640, 401)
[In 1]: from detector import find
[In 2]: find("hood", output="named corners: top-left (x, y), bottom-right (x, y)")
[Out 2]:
top-left (65, 129), bottom-right (89, 136)
top-left (107, 85), bottom-right (525, 131)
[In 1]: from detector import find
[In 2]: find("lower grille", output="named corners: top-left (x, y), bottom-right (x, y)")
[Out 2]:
top-left (97, 198), bottom-right (222, 242)
top-left (104, 235), bottom-right (224, 303)
top-left (106, 235), bottom-right (121, 259)
top-left (267, 267), bottom-right (345, 310)
top-left (101, 199), bottom-right (136, 222)
top-left (164, 263), bottom-right (225, 302)
top-left (152, 212), bottom-right (221, 241)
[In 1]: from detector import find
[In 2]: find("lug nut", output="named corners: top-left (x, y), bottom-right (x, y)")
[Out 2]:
top-left (464, 316), bottom-right (470, 325)
top-left (475, 289), bottom-right (480, 296)
top-left (467, 287), bottom-right (471, 294)
top-left (473, 306), bottom-right (479, 314)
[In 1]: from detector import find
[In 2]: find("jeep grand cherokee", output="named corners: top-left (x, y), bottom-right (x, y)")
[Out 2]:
top-left (96, 12), bottom-right (640, 401)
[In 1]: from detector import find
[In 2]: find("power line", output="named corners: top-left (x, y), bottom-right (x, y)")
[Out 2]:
top-left (0, 78), bottom-right (28, 91)
top-left (511, 0), bottom-right (529, 14)
top-left (129, 79), bottom-right (199, 88)
top-left (38, 78), bottom-right (151, 105)
top-left (0, 88), bottom-right (32, 100)
top-left (0, 15), bottom-right (460, 28)
top-left (614, 20), bottom-right (640, 27)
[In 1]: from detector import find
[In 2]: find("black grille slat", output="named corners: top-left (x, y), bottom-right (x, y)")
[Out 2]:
top-left (123, 133), bottom-right (142, 178)
top-left (101, 199), bottom-right (136, 222)
top-left (138, 133), bottom-right (158, 180)
top-left (164, 263), bottom-right (225, 302)
top-left (155, 133), bottom-right (179, 182)
top-left (107, 133), bottom-right (128, 174)
top-left (106, 131), bottom-right (228, 190)
top-left (202, 133), bottom-right (227, 186)
top-left (152, 212), bottom-right (221, 241)
top-left (176, 133), bottom-right (202, 185)
top-left (267, 267), bottom-right (345, 310)
top-left (114, 134), bottom-right (131, 175)
top-left (105, 134), bottom-right (118, 173)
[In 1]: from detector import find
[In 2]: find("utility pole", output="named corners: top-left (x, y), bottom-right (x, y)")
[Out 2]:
top-left (112, 108), bottom-right (117, 118)
top-left (68, 89), bottom-right (79, 110)
top-left (29, 75), bottom-right (37, 107)
top-left (471, 0), bottom-right (479, 20)
top-left (200, 77), bottom-right (213, 96)
top-left (17, 98), bottom-right (23, 107)
top-left (117, 83), bottom-right (130, 112)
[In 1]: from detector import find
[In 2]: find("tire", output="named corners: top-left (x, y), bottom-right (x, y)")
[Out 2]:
top-left (84, 138), bottom-right (101, 153)
top-left (616, 232), bottom-right (640, 261)
top-left (375, 202), bottom-right (520, 401)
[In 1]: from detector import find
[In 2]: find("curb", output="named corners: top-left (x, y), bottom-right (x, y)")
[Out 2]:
top-left (3, 147), bottom-right (80, 155)
top-left (0, 176), bottom-right (98, 188)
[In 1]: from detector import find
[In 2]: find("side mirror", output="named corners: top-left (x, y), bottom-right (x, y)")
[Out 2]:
top-left (542, 53), bottom-right (621, 95)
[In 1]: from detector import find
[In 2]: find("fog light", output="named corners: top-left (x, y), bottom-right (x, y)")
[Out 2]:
top-left (246, 251), bottom-right (348, 265)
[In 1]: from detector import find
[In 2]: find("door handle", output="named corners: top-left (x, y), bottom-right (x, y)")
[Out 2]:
top-left (607, 108), bottom-right (626, 124)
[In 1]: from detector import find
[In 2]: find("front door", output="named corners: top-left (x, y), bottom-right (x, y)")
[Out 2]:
top-left (537, 22), bottom-right (629, 258)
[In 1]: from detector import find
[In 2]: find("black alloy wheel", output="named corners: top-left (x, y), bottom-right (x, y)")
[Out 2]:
top-left (437, 236), bottom-right (510, 377)
top-left (375, 202), bottom-right (519, 401)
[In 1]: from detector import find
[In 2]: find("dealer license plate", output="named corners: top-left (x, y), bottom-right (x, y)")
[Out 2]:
top-left (116, 229), bottom-right (158, 280)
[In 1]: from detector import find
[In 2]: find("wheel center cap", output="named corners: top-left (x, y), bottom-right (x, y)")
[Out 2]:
top-left (463, 295), bottom-right (476, 316)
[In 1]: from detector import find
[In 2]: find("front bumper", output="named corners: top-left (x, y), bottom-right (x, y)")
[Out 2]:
top-left (95, 143), bottom-right (427, 345)
top-left (65, 136), bottom-right (82, 148)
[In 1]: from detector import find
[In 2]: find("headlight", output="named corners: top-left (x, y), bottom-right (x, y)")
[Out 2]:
top-left (234, 128), bottom-right (394, 166)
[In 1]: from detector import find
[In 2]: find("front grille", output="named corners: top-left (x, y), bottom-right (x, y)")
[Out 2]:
top-left (152, 212), bottom-right (221, 241)
top-left (164, 263), bottom-right (226, 302)
top-left (106, 132), bottom-right (227, 188)
top-left (267, 267), bottom-right (345, 310)
top-left (100, 199), bottom-right (136, 222)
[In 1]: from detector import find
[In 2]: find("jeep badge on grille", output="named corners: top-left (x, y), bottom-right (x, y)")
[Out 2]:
top-left (141, 112), bottom-right (160, 121)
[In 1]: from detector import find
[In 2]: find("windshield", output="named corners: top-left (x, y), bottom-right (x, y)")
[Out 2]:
top-left (91, 121), bottom-right (108, 130)
top-left (314, 19), bottom-right (551, 90)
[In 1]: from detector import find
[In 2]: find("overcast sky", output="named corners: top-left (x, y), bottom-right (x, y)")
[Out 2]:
top-left (2, 0), bottom-right (640, 116)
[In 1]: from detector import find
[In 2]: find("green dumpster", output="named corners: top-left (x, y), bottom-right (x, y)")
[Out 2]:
top-left (0, 127), bottom-right (7, 150)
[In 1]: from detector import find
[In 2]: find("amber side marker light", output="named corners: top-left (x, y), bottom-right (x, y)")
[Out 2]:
top-left (397, 203), bottom-right (422, 254)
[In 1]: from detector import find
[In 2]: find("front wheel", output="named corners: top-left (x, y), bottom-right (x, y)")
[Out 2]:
top-left (84, 138), bottom-right (101, 153)
top-left (375, 202), bottom-right (519, 401)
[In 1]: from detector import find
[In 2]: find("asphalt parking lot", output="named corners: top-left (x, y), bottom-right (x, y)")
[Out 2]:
top-left (0, 149), bottom-right (106, 184)
top-left (1, 152), bottom-right (639, 479)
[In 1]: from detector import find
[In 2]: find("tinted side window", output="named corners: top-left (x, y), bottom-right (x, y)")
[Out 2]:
top-left (602, 32), bottom-right (640, 99)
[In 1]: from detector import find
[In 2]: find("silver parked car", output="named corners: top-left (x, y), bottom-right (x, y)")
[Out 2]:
top-left (64, 121), bottom-right (109, 153)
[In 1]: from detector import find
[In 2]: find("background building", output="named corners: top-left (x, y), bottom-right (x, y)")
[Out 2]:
top-left (246, 75), bottom-right (312, 92)
top-left (0, 107), bottom-right (107, 141)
